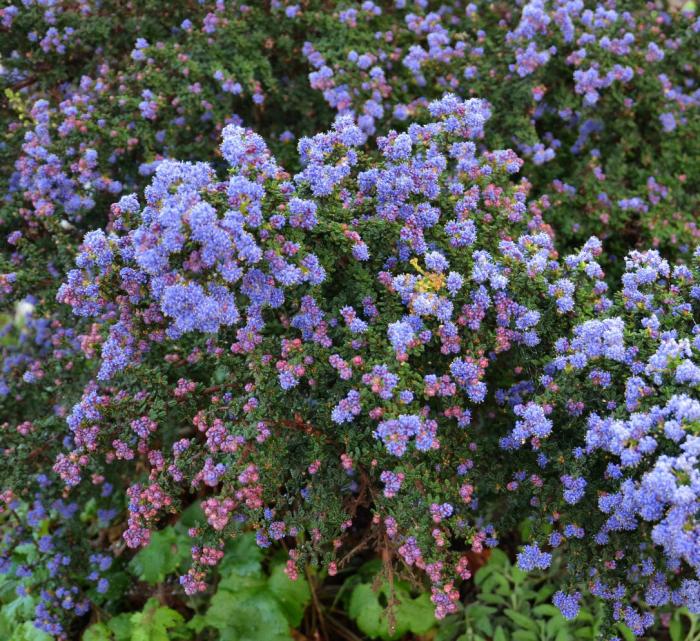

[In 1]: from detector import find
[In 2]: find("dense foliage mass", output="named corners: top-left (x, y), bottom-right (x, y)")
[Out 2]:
top-left (1, 1), bottom-right (699, 640)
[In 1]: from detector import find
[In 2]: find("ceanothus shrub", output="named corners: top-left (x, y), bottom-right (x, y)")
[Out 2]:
top-left (1, 0), bottom-right (331, 307)
top-left (500, 248), bottom-right (700, 634)
top-left (304, 0), bottom-right (700, 261)
top-left (43, 95), bottom-right (616, 632)
top-left (0, 3), bottom-right (698, 639)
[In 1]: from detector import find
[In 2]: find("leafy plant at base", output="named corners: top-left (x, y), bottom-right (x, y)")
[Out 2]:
top-left (346, 576), bottom-right (436, 641)
top-left (435, 550), bottom-right (644, 641)
top-left (128, 526), bottom-right (191, 586)
top-left (201, 534), bottom-right (311, 641)
top-left (82, 599), bottom-right (185, 641)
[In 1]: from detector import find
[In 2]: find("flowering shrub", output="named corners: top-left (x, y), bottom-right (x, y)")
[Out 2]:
top-left (1, 2), bottom-right (700, 640)
top-left (1, 0), bottom-right (331, 305)
top-left (503, 247), bottom-right (700, 635)
top-left (52, 98), bottom-right (613, 617)
top-left (305, 0), bottom-right (700, 260)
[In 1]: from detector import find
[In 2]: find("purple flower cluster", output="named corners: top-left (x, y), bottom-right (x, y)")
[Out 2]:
top-left (507, 246), bottom-right (700, 631)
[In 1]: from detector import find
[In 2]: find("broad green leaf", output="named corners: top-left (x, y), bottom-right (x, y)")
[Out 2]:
top-left (0, 576), bottom-right (18, 602)
top-left (206, 587), bottom-right (292, 641)
top-left (348, 583), bottom-right (399, 640)
top-left (217, 569), bottom-right (267, 594)
top-left (2, 596), bottom-right (35, 623)
top-left (435, 615), bottom-right (463, 641)
top-left (186, 614), bottom-right (208, 633)
top-left (394, 591), bottom-right (435, 635)
top-left (178, 503), bottom-right (205, 528)
top-left (518, 519), bottom-right (535, 543)
top-left (107, 613), bottom-right (133, 641)
top-left (218, 533), bottom-right (264, 578)
top-left (82, 623), bottom-right (112, 641)
top-left (511, 567), bottom-right (528, 585)
top-left (0, 612), bottom-right (12, 640)
top-left (575, 609), bottom-right (594, 623)
top-left (347, 581), bottom-right (435, 640)
top-left (129, 598), bottom-right (184, 641)
top-left (491, 574), bottom-right (513, 596)
top-left (267, 563), bottom-right (310, 627)
top-left (669, 616), bottom-right (683, 641)
top-left (520, 589), bottom-right (540, 601)
top-left (474, 565), bottom-right (495, 586)
top-left (512, 630), bottom-right (538, 641)
top-left (128, 527), bottom-right (189, 584)
top-left (480, 574), bottom-right (504, 594)
top-left (11, 622), bottom-right (53, 641)
top-left (467, 601), bottom-right (496, 635)
top-left (465, 604), bottom-right (496, 619)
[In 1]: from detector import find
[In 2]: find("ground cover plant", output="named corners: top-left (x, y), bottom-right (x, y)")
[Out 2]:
top-left (1, 1), bottom-right (699, 640)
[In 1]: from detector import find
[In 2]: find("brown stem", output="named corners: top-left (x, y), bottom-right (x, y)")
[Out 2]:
top-left (305, 565), bottom-right (329, 641)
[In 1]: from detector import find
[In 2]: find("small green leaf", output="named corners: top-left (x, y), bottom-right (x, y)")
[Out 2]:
top-left (13, 544), bottom-right (38, 564)
top-left (478, 593), bottom-right (508, 606)
top-left (475, 615), bottom-right (493, 636)
top-left (574, 626), bottom-right (594, 640)
top-left (615, 623), bottom-right (636, 641)
top-left (546, 614), bottom-right (566, 636)
top-left (504, 609), bottom-right (538, 631)
top-left (535, 585), bottom-right (556, 603)
top-left (493, 627), bottom-right (509, 641)
top-left (511, 567), bottom-right (528, 585)
top-left (533, 604), bottom-right (562, 618)
top-left (555, 629), bottom-right (572, 641)
top-left (488, 549), bottom-right (510, 568)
